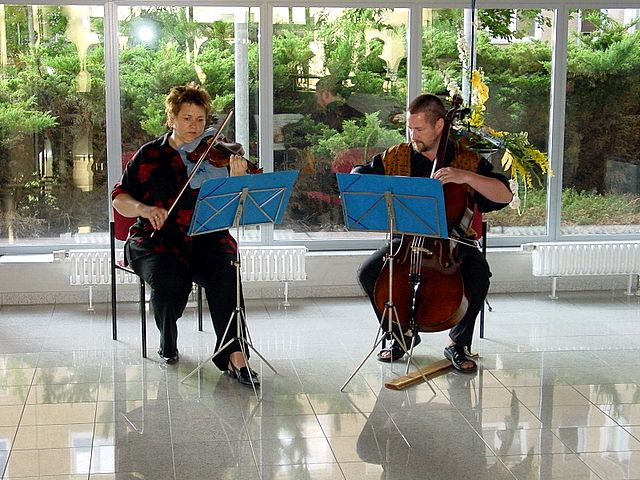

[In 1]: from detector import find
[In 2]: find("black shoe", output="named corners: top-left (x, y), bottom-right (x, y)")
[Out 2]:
top-left (444, 345), bottom-right (477, 372)
top-left (228, 362), bottom-right (260, 387)
top-left (377, 334), bottom-right (422, 363)
top-left (157, 349), bottom-right (179, 365)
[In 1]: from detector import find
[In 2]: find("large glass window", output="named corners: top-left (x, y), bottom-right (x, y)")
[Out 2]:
top-left (1, 3), bottom-right (639, 254)
top-left (422, 8), bottom-right (554, 239)
top-left (272, 7), bottom-right (408, 241)
top-left (562, 8), bottom-right (640, 235)
top-left (117, 6), bottom-right (260, 238)
top-left (476, 9), bottom-right (553, 238)
top-left (0, 5), bottom-right (105, 246)
top-left (422, 9), bottom-right (464, 97)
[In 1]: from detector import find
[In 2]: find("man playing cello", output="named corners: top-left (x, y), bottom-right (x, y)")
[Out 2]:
top-left (353, 93), bottom-right (513, 372)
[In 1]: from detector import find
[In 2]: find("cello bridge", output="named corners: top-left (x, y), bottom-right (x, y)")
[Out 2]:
top-left (412, 246), bottom-right (433, 255)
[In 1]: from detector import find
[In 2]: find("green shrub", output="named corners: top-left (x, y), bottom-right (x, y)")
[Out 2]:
top-left (486, 188), bottom-right (640, 226)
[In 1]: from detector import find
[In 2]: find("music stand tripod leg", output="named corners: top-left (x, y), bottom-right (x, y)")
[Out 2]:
top-left (180, 306), bottom-right (275, 391)
top-left (182, 172), bottom-right (297, 394)
top-left (340, 303), bottom-right (396, 392)
top-left (340, 302), bottom-right (435, 394)
top-left (241, 317), bottom-right (278, 373)
top-left (401, 336), bottom-right (436, 395)
top-left (386, 280), bottom-right (436, 394)
top-left (181, 241), bottom-right (278, 388)
top-left (340, 242), bottom-right (398, 391)
top-left (341, 207), bottom-right (435, 393)
top-left (341, 248), bottom-right (434, 392)
top-left (180, 311), bottom-right (236, 383)
top-left (336, 174), bottom-right (447, 394)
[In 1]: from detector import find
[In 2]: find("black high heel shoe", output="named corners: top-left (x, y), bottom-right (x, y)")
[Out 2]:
top-left (228, 361), bottom-right (260, 387)
top-left (157, 349), bottom-right (179, 365)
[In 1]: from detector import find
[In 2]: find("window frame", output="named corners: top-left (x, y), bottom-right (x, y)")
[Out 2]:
top-left (0, 0), bottom-right (638, 255)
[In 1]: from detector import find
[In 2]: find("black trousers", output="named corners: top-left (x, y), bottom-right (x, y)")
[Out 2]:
top-left (357, 239), bottom-right (490, 349)
top-left (128, 235), bottom-right (246, 371)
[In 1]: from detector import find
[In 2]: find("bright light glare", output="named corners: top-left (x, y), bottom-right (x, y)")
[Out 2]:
top-left (136, 25), bottom-right (155, 43)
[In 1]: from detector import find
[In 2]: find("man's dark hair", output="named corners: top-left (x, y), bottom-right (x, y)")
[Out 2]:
top-left (408, 94), bottom-right (446, 124)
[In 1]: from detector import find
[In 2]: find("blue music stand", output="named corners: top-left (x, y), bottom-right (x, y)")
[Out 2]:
top-left (337, 173), bottom-right (448, 238)
top-left (337, 173), bottom-right (447, 392)
top-left (181, 171), bottom-right (299, 392)
top-left (188, 170), bottom-right (297, 236)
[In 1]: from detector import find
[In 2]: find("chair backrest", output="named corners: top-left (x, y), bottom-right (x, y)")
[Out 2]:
top-left (113, 151), bottom-right (137, 242)
top-left (113, 209), bottom-right (135, 242)
top-left (472, 205), bottom-right (484, 241)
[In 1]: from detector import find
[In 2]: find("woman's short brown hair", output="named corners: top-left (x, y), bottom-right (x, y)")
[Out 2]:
top-left (165, 82), bottom-right (212, 128)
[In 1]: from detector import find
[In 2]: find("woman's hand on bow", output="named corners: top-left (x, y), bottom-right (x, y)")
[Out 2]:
top-left (142, 205), bottom-right (168, 230)
top-left (113, 193), bottom-right (168, 231)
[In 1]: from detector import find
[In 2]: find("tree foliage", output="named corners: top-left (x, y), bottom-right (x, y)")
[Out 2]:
top-left (315, 8), bottom-right (398, 96)
top-left (3, 6), bottom-right (640, 237)
top-left (564, 13), bottom-right (640, 193)
top-left (0, 91), bottom-right (57, 148)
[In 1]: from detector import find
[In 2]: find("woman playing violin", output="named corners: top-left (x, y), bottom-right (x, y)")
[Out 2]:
top-left (112, 82), bottom-right (259, 386)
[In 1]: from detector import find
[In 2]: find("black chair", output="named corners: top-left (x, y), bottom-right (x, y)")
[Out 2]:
top-left (109, 219), bottom-right (203, 358)
top-left (479, 219), bottom-right (492, 338)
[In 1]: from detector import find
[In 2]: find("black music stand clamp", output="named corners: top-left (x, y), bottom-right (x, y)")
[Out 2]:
top-left (180, 171), bottom-right (299, 396)
top-left (337, 173), bottom-right (450, 393)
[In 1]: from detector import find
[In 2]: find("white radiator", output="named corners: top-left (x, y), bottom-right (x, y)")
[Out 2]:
top-left (66, 246), bottom-right (307, 307)
top-left (522, 241), bottom-right (640, 298)
top-left (68, 249), bottom-right (137, 286)
top-left (240, 247), bottom-right (307, 282)
top-left (67, 246), bottom-right (307, 285)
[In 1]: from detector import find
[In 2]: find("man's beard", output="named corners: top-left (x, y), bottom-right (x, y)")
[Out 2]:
top-left (412, 140), bottom-right (428, 152)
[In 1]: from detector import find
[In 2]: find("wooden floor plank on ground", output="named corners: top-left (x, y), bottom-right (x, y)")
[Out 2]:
top-left (384, 353), bottom-right (478, 390)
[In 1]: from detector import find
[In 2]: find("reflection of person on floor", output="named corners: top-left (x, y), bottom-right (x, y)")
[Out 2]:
top-left (356, 374), bottom-right (489, 480)
top-left (352, 94), bottom-right (512, 371)
top-left (109, 365), bottom-right (249, 477)
top-left (111, 82), bottom-right (258, 387)
top-left (487, 390), bottom-right (535, 479)
top-left (312, 75), bottom-right (364, 132)
top-left (100, 362), bottom-right (173, 477)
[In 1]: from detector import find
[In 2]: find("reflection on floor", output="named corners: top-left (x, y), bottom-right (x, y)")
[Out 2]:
top-left (1, 291), bottom-right (640, 479)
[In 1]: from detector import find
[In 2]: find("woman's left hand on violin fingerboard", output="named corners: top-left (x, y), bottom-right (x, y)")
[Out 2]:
top-left (229, 154), bottom-right (248, 176)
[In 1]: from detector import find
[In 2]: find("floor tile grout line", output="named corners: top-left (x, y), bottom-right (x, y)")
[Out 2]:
top-left (86, 349), bottom-right (111, 480)
top-left (160, 365), bottom-right (180, 480)
top-left (2, 294), bottom-right (640, 479)
top-left (2, 375), bottom-right (35, 480)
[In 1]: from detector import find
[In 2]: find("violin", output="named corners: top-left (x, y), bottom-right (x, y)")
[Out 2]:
top-left (154, 108), bottom-right (260, 236)
top-left (186, 134), bottom-right (263, 174)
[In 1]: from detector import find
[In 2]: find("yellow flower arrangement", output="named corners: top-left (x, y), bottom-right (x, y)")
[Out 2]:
top-left (469, 69), bottom-right (489, 128)
top-left (443, 68), bottom-right (553, 212)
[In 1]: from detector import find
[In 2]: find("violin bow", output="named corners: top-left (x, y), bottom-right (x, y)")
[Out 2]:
top-left (153, 108), bottom-right (235, 236)
top-left (431, 94), bottom-right (464, 177)
top-left (467, 0), bottom-right (478, 108)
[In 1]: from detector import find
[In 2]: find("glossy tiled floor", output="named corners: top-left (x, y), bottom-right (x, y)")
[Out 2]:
top-left (1, 290), bottom-right (640, 479)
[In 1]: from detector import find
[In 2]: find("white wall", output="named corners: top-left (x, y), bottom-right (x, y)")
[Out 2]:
top-left (0, 248), bottom-right (636, 306)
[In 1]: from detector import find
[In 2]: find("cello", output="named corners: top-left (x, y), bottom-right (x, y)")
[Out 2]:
top-left (373, 95), bottom-right (470, 334)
